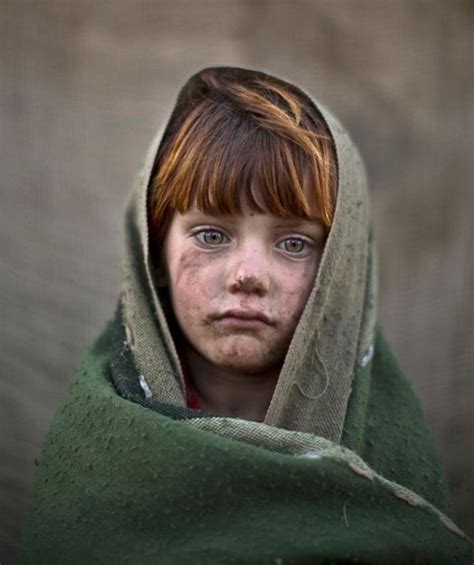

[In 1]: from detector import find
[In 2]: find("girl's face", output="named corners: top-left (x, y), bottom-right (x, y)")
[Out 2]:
top-left (162, 203), bottom-right (325, 375)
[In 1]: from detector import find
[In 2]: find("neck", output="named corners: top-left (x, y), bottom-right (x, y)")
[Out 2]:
top-left (181, 343), bottom-right (279, 422)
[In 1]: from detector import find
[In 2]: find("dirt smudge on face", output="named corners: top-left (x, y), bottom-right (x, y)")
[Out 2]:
top-left (175, 248), bottom-right (208, 288)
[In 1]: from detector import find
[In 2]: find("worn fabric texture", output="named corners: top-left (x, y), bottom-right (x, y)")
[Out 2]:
top-left (17, 67), bottom-right (473, 564)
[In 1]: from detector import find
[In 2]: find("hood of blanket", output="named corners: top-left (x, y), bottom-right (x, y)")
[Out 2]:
top-left (120, 66), bottom-right (376, 442)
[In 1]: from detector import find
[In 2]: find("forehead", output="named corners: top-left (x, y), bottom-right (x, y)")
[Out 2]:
top-left (174, 204), bottom-right (326, 236)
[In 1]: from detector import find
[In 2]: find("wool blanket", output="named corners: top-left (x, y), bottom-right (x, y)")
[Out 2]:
top-left (17, 67), bottom-right (473, 563)
top-left (17, 312), bottom-right (472, 563)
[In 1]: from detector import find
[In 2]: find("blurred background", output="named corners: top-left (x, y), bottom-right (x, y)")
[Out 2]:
top-left (1, 0), bottom-right (473, 561)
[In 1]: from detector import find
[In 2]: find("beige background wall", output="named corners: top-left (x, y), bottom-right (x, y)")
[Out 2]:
top-left (1, 1), bottom-right (473, 562)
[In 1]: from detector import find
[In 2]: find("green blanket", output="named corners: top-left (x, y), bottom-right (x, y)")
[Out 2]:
top-left (17, 67), bottom-right (473, 563)
top-left (17, 314), bottom-right (472, 563)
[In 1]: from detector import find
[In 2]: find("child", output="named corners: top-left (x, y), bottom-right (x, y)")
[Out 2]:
top-left (18, 67), bottom-right (472, 564)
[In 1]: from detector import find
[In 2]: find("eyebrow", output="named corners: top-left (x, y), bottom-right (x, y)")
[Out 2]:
top-left (271, 220), bottom-right (325, 235)
top-left (272, 220), bottom-right (321, 229)
top-left (181, 210), bottom-right (245, 224)
top-left (183, 210), bottom-right (325, 235)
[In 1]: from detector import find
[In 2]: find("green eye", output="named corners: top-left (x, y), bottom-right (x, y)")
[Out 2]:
top-left (282, 238), bottom-right (306, 254)
top-left (196, 229), bottom-right (228, 246)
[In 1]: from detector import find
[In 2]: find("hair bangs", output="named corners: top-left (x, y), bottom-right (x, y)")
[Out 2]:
top-left (167, 122), bottom-right (328, 222)
top-left (148, 69), bottom-right (337, 249)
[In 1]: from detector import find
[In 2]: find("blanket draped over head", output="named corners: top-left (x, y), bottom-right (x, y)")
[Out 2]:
top-left (18, 67), bottom-right (472, 564)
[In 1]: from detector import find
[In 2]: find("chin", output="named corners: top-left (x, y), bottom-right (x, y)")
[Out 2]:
top-left (206, 338), bottom-right (282, 375)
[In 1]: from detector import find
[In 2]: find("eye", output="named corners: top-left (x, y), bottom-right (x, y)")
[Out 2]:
top-left (277, 237), bottom-right (311, 256)
top-left (195, 228), bottom-right (229, 246)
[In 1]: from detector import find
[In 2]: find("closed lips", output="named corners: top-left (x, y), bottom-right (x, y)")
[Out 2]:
top-left (216, 310), bottom-right (273, 325)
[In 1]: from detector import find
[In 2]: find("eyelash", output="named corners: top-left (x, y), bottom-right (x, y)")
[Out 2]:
top-left (193, 228), bottom-right (230, 246)
top-left (192, 228), bottom-right (314, 257)
top-left (276, 237), bottom-right (312, 256)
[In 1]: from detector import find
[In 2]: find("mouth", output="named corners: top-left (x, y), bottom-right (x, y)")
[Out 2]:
top-left (211, 309), bottom-right (273, 329)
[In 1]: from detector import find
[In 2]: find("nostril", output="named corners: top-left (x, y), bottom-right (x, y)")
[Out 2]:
top-left (229, 275), bottom-right (267, 296)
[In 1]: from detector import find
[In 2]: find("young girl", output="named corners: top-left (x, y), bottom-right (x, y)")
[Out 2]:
top-left (18, 66), bottom-right (472, 563)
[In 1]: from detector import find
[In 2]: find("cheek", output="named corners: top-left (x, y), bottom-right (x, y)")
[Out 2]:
top-left (168, 248), bottom-right (220, 319)
top-left (276, 261), bottom-right (318, 321)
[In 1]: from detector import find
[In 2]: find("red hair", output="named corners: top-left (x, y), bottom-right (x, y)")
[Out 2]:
top-left (148, 68), bottom-right (337, 249)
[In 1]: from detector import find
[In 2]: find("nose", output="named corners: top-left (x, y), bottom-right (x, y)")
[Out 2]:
top-left (227, 247), bottom-right (270, 297)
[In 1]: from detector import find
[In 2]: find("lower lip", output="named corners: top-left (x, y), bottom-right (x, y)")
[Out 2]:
top-left (216, 317), bottom-right (269, 329)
